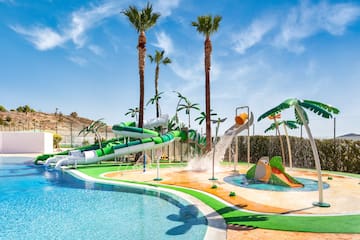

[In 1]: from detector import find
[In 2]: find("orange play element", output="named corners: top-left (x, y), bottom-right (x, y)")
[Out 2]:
top-left (258, 163), bottom-right (272, 182)
top-left (268, 113), bottom-right (281, 120)
top-left (272, 172), bottom-right (303, 188)
top-left (235, 112), bottom-right (248, 125)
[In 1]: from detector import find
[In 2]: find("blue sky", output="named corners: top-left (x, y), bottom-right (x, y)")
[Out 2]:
top-left (1, 0), bottom-right (360, 138)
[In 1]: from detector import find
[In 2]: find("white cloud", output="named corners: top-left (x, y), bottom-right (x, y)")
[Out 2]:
top-left (88, 44), bottom-right (104, 56)
top-left (275, 0), bottom-right (360, 53)
top-left (11, 25), bottom-right (65, 50)
top-left (153, 31), bottom-right (174, 54)
top-left (153, 0), bottom-right (180, 18)
top-left (232, 17), bottom-right (275, 54)
top-left (68, 56), bottom-right (87, 66)
top-left (11, 1), bottom-right (125, 51)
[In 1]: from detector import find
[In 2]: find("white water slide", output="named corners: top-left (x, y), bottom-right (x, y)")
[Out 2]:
top-left (45, 115), bottom-right (175, 169)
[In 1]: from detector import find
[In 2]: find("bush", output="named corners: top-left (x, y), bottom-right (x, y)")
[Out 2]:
top-left (233, 135), bottom-right (360, 174)
top-left (0, 105), bottom-right (7, 112)
top-left (53, 133), bottom-right (62, 148)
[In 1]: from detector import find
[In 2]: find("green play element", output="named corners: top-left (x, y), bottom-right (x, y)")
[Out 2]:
top-left (76, 166), bottom-right (360, 233)
top-left (35, 128), bottom-right (183, 164)
top-left (246, 156), bottom-right (303, 187)
top-left (269, 156), bottom-right (284, 172)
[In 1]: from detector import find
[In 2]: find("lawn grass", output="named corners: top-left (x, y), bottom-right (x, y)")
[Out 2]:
top-left (77, 165), bottom-right (360, 234)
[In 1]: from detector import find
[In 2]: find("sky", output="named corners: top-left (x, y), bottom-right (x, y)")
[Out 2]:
top-left (0, 0), bottom-right (360, 138)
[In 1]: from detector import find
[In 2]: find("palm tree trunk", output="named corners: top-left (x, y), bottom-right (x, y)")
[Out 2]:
top-left (274, 119), bottom-right (286, 165)
top-left (137, 31), bottom-right (146, 128)
top-left (155, 65), bottom-right (160, 118)
top-left (294, 105), bottom-right (325, 205)
top-left (283, 124), bottom-right (293, 168)
top-left (205, 37), bottom-right (212, 152)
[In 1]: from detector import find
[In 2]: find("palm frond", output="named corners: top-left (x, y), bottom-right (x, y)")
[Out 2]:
top-left (264, 123), bottom-right (277, 133)
top-left (294, 108), bottom-right (308, 125)
top-left (283, 120), bottom-right (299, 129)
top-left (299, 101), bottom-right (334, 119)
top-left (303, 100), bottom-right (340, 115)
top-left (257, 101), bottom-right (291, 122)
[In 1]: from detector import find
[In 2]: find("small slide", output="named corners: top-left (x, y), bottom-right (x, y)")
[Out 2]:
top-left (272, 171), bottom-right (303, 188)
top-left (224, 112), bottom-right (254, 136)
top-left (37, 121), bottom-right (182, 169)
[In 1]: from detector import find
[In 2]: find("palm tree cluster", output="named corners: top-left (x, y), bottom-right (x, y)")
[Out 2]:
top-left (123, 2), bottom-right (221, 153)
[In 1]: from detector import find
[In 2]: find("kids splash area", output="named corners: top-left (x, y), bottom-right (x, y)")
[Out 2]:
top-left (2, 100), bottom-right (360, 240)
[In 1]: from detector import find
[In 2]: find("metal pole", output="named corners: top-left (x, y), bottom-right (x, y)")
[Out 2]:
top-left (70, 121), bottom-right (73, 148)
top-left (333, 117), bottom-right (336, 143)
top-left (247, 107), bottom-right (250, 167)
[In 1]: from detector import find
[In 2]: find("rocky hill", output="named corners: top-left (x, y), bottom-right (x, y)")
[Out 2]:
top-left (0, 110), bottom-right (112, 134)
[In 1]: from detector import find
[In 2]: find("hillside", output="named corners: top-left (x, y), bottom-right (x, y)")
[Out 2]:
top-left (0, 110), bottom-right (112, 134)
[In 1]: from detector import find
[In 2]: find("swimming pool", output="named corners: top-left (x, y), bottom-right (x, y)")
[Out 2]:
top-left (0, 157), bottom-right (207, 240)
top-left (224, 174), bottom-right (330, 192)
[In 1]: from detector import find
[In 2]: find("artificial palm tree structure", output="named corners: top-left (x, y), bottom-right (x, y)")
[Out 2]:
top-left (79, 118), bottom-right (106, 150)
top-left (125, 107), bottom-right (139, 122)
top-left (192, 15), bottom-right (222, 152)
top-left (267, 114), bottom-right (286, 165)
top-left (265, 120), bottom-right (299, 168)
top-left (122, 3), bottom-right (160, 128)
top-left (177, 99), bottom-right (200, 129)
top-left (148, 50), bottom-right (171, 118)
top-left (147, 92), bottom-right (164, 117)
top-left (258, 98), bottom-right (339, 207)
top-left (173, 91), bottom-right (188, 124)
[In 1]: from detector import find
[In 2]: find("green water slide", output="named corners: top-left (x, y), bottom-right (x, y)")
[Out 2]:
top-left (36, 122), bottom-right (184, 169)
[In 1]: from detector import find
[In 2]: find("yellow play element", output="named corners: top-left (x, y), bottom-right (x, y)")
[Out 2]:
top-left (235, 112), bottom-right (248, 125)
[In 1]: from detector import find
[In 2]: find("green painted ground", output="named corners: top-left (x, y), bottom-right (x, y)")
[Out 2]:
top-left (77, 164), bottom-right (360, 234)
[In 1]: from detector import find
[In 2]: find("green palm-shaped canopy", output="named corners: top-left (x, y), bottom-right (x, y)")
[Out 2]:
top-left (258, 98), bottom-right (340, 124)
top-left (264, 120), bottom-right (299, 133)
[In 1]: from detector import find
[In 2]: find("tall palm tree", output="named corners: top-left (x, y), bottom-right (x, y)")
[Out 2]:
top-left (148, 50), bottom-right (171, 118)
top-left (265, 120), bottom-right (299, 168)
top-left (177, 99), bottom-right (200, 128)
top-left (192, 15), bottom-right (222, 152)
top-left (122, 3), bottom-right (160, 128)
top-left (258, 98), bottom-right (339, 207)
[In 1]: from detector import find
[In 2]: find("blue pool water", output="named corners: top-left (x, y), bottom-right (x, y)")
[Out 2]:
top-left (224, 174), bottom-right (330, 192)
top-left (0, 157), bottom-right (207, 240)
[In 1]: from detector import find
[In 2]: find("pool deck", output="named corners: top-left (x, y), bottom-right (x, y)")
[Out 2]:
top-left (103, 165), bottom-right (360, 240)
top-left (103, 165), bottom-right (360, 215)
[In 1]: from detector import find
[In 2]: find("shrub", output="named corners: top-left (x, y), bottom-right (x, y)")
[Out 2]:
top-left (232, 135), bottom-right (360, 174)
top-left (53, 133), bottom-right (62, 148)
top-left (0, 105), bottom-right (7, 112)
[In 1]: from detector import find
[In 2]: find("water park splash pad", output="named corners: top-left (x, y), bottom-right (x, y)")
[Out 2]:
top-left (224, 156), bottom-right (330, 191)
top-left (187, 112), bottom-right (253, 172)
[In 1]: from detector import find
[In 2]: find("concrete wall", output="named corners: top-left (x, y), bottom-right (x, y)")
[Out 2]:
top-left (0, 132), bottom-right (53, 154)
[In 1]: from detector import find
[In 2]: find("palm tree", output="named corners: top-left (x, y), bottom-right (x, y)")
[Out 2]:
top-left (146, 92), bottom-right (164, 117)
top-left (148, 50), bottom-right (171, 118)
top-left (195, 109), bottom-right (217, 125)
top-left (192, 15), bottom-right (222, 152)
top-left (267, 113), bottom-right (286, 165)
top-left (173, 91), bottom-right (188, 124)
top-left (265, 120), bottom-right (299, 168)
top-left (122, 3), bottom-right (160, 128)
top-left (79, 118), bottom-right (106, 149)
top-left (125, 107), bottom-right (139, 122)
top-left (258, 98), bottom-right (339, 207)
top-left (177, 99), bottom-right (200, 129)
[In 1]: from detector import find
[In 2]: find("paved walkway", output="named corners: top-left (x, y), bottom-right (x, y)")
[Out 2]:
top-left (104, 165), bottom-right (360, 215)
top-left (104, 165), bottom-right (360, 240)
